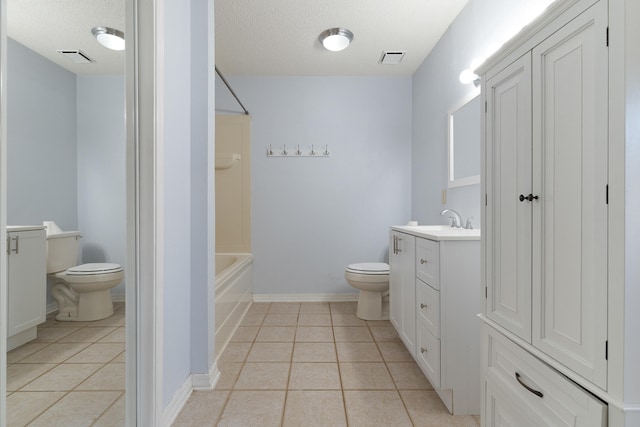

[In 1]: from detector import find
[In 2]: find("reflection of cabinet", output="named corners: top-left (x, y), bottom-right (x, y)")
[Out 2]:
top-left (390, 227), bottom-right (480, 415)
top-left (7, 227), bottom-right (47, 351)
top-left (481, 0), bottom-right (609, 424)
top-left (389, 230), bottom-right (415, 353)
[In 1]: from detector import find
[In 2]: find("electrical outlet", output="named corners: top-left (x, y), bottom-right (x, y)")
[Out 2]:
top-left (441, 189), bottom-right (447, 205)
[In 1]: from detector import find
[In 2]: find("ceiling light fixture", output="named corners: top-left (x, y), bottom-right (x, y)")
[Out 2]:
top-left (91, 26), bottom-right (125, 51)
top-left (319, 28), bottom-right (354, 52)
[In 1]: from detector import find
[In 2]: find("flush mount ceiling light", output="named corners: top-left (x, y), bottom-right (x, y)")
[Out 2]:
top-left (91, 26), bottom-right (125, 51)
top-left (319, 28), bottom-right (354, 52)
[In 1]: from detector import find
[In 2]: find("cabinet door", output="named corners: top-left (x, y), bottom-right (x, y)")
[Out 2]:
top-left (389, 231), bottom-right (416, 352)
top-left (531, 0), bottom-right (608, 388)
top-left (7, 230), bottom-right (47, 336)
top-left (485, 53), bottom-right (533, 343)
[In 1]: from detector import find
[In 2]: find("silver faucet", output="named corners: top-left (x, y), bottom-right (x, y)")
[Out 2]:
top-left (464, 217), bottom-right (474, 230)
top-left (441, 209), bottom-right (462, 228)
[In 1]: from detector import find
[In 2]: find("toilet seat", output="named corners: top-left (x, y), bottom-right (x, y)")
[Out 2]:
top-left (346, 262), bottom-right (389, 275)
top-left (66, 263), bottom-right (123, 276)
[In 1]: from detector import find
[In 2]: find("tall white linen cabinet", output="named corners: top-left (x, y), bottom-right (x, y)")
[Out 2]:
top-left (478, 0), bottom-right (640, 425)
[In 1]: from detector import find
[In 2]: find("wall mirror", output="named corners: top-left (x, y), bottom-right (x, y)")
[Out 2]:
top-left (448, 89), bottom-right (481, 188)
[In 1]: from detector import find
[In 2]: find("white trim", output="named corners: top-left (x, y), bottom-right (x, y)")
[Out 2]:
top-left (192, 362), bottom-right (221, 390)
top-left (252, 293), bottom-right (359, 303)
top-left (161, 375), bottom-right (192, 427)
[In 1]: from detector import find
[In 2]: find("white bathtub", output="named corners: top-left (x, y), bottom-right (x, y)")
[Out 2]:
top-left (215, 253), bottom-right (253, 360)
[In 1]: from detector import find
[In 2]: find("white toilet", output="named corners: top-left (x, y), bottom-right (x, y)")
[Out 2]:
top-left (344, 262), bottom-right (390, 320)
top-left (46, 226), bottom-right (124, 322)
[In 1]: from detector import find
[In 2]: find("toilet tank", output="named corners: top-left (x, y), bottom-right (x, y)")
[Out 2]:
top-left (46, 231), bottom-right (81, 273)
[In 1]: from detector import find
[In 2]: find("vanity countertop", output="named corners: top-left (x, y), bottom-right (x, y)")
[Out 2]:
top-left (7, 225), bottom-right (47, 232)
top-left (391, 225), bottom-right (480, 241)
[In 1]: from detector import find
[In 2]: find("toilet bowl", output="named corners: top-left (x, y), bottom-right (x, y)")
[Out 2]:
top-left (45, 223), bottom-right (124, 322)
top-left (345, 262), bottom-right (390, 320)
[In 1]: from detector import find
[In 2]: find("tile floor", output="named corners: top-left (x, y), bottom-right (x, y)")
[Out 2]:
top-left (174, 301), bottom-right (481, 427)
top-left (6, 302), bottom-right (126, 426)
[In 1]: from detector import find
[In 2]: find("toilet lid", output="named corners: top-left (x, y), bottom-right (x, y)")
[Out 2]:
top-left (346, 262), bottom-right (389, 274)
top-left (66, 263), bottom-right (123, 276)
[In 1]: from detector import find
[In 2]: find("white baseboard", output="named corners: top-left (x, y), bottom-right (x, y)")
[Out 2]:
top-left (252, 293), bottom-right (358, 302)
top-left (162, 374), bottom-right (193, 427)
top-left (192, 363), bottom-right (221, 390)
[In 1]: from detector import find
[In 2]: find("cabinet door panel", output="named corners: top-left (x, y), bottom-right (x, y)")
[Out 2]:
top-left (485, 53), bottom-right (533, 343)
top-left (531, 1), bottom-right (608, 388)
top-left (389, 231), bottom-right (416, 352)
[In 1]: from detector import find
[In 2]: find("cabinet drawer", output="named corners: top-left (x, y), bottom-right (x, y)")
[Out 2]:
top-left (417, 323), bottom-right (441, 388)
top-left (416, 238), bottom-right (439, 289)
top-left (485, 326), bottom-right (607, 426)
top-left (416, 279), bottom-right (440, 338)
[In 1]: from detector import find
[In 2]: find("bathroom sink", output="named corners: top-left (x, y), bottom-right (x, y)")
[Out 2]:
top-left (392, 224), bottom-right (480, 241)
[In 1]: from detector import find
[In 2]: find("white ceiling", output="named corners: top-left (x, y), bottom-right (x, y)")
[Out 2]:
top-left (6, 0), bottom-right (468, 77)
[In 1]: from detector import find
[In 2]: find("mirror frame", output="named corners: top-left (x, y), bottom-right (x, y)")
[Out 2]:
top-left (447, 88), bottom-right (481, 188)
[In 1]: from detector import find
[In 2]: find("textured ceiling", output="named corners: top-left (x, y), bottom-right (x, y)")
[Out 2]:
top-left (215, 0), bottom-right (468, 76)
top-left (6, 0), bottom-right (468, 77)
top-left (7, 0), bottom-right (125, 75)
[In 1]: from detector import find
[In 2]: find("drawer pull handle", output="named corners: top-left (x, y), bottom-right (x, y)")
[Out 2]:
top-left (420, 303), bottom-right (427, 309)
top-left (420, 347), bottom-right (427, 354)
top-left (420, 258), bottom-right (427, 264)
top-left (515, 372), bottom-right (544, 398)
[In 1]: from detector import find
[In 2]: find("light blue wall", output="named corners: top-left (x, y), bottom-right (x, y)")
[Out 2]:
top-left (411, 0), bottom-right (555, 226)
top-left (7, 38), bottom-right (78, 230)
top-left (77, 75), bottom-right (126, 297)
top-left (217, 76), bottom-right (412, 295)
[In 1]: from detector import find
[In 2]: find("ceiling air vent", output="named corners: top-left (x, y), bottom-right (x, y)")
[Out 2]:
top-left (379, 51), bottom-right (406, 65)
top-left (57, 50), bottom-right (95, 64)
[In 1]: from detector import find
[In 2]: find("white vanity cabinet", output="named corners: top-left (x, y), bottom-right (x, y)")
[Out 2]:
top-left (480, 0), bottom-right (610, 425)
top-left (389, 230), bottom-right (416, 353)
top-left (390, 226), bottom-right (480, 415)
top-left (6, 226), bottom-right (47, 351)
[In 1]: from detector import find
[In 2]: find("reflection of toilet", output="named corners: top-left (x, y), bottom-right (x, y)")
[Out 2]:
top-left (46, 228), bottom-right (124, 322)
top-left (345, 263), bottom-right (390, 320)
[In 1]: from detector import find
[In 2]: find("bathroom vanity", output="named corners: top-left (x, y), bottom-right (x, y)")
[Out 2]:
top-left (389, 225), bottom-right (480, 415)
top-left (6, 226), bottom-right (47, 351)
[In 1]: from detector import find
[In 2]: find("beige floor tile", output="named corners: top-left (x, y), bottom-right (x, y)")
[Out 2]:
top-left (29, 391), bottom-right (121, 427)
top-left (247, 342), bottom-right (293, 362)
top-left (215, 363), bottom-right (243, 389)
top-left (400, 390), bottom-right (479, 426)
top-left (98, 327), bottom-right (126, 343)
top-left (35, 326), bottom-right (82, 342)
top-left (333, 326), bottom-right (373, 342)
top-left (7, 342), bottom-right (49, 363)
top-left (339, 362), bottom-right (395, 390)
top-left (7, 363), bottom-right (55, 391)
top-left (377, 341), bottom-right (414, 362)
top-left (330, 302), bottom-right (358, 314)
top-left (58, 327), bottom-right (117, 343)
top-left (268, 302), bottom-right (300, 313)
top-left (173, 390), bottom-right (229, 426)
top-left (234, 362), bottom-right (290, 389)
top-left (92, 393), bottom-right (126, 427)
top-left (369, 326), bottom-right (401, 342)
top-left (344, 390), bottom-right (413, 427)
top-left (388, 362), bottom-right (433, 389)
top-left (247, 302), bottom-right (271, 314)
top-left (297, 313), bottom-right (332, 326)
top-left (65, 342), bottom-right (125, 363)
top-left (229, 326), bottom-right (259, 342)
top-left (218, 342), bottom-right (251, 362)
top-left (295, 326), bottom-right (334, 342)
top-left (90, 312), bottom-right (126, 327)
top-left (218, 390), bottom-right (285, 427)
top-left (20, 342), bottom-right (91, 364)
top-left (292, 342), bottom-right (337, 362)
top-left (289, 363), bottom-right (341, 390)
top-left (76, 363), bottom-right (125, 391)
top-left (255, 326), bottom-right (296, 342)
top-left (262, 313), bottom-right (299, 326)
top-left (299, 302), bottom-right (330, 314)
top-left (336, 342), bottom-right (383, 362)
top-left (283, 390), bottom-right (347, 427)
top-left (366, 320), bottom-right (393, 327)
top-left (331, 313), bottom-right (367, 326)
top-left (22, 363), bottom-right (102, 391)
top-left (7, 391), bottom-right (65, 426)
top-left (112, 351), bottom-right (126, 363)
top-left (241, 312), bottom-right (266, 326)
